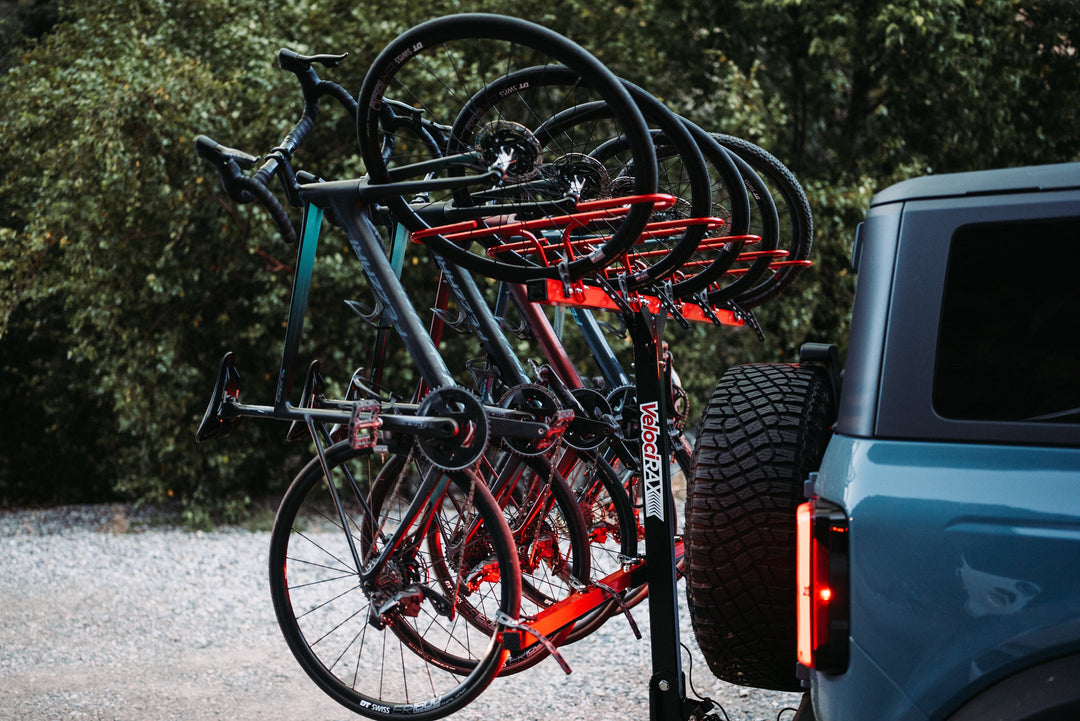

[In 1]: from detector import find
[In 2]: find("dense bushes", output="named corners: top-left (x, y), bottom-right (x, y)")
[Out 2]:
top-left (2, 0), bottom-right (1077, 523)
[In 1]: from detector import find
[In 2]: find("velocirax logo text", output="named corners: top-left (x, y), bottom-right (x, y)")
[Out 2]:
top-left (640, 401), bottom-right (664, 521)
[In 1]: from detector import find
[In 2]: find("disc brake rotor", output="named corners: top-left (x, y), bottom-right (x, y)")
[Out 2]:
top-left (548, 152), bottom-right (611, 200)
top-left (474, 120), bottom-right (543, 184)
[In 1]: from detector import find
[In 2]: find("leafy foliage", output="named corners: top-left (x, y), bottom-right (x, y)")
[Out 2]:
top-left (2, 0), bottom-right (1077, 521)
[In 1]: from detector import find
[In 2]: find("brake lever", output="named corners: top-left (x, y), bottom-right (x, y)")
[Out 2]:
top-left (194, 135), bottom-right (259, 204)
top-left (277, 48), bottom-right (348, 73)
top-left (195, 135), bottom-right (258, 170)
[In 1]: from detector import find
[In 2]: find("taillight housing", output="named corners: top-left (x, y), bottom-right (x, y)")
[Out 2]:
top-left (797, 497), bottom-right (849, 674)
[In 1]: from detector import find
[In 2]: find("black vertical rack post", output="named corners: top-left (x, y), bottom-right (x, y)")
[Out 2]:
top-left (523, 277), bottom-right (745, 719)
top-left (626, 304), bottom-right (688, 721)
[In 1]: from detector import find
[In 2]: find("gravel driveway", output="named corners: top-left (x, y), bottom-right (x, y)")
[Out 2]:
top-left (1, 504), bottom-right (803, 721)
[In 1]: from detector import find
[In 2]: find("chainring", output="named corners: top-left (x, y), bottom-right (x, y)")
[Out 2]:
top-left (498, 383), bottom-right (562, 456)
top-left (416, 386), bottom-right (489, 471)
top-left (563, 387), bottom-right (613, 451)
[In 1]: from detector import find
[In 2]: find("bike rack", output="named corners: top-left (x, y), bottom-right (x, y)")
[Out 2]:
top-left (525, 277), bottom-right (741, 327)
top-left (628, 304), bottom-right (697, 721)
top-left (506, 277), bottom-right (745, 721)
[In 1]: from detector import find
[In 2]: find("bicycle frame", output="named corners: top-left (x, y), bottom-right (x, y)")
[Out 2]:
top-left (501, 281), bottom-right (704, 474)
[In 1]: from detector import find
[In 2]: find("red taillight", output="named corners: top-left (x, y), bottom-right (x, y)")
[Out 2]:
top-left (796, 498), bottom-right (849, 674)
top-left (797, 503), bottom-right (813, 666)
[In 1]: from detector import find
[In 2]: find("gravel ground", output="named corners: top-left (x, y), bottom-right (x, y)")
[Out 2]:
top-left (1, 503), bottom-right (804, 721)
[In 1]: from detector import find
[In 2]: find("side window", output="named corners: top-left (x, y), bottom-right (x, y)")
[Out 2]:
top-left (934, 218), bottom-right (1080, 423)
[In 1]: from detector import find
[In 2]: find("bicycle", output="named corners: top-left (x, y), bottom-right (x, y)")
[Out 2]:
top-left (193, 14), bottom-right (814, 721)
top-left (193, 15), bottom-right (671, 718)
top-left (343, 52), bottom-right (764, 664)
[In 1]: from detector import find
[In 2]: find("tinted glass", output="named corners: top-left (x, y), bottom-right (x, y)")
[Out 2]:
top-left (934, 218), bottom-right (1080, 423)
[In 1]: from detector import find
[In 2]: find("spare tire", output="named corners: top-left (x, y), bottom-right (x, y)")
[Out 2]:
top-left (685, 363), bottom-right (836, 691)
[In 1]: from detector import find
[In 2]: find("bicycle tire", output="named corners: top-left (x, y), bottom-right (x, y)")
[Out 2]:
top-left (451, 67), bottom-right (712, 289)
top-left (703, 147), bottom-right (780, 304)
top-left (713, 134), bottom-right (813, 309)
top-left (559, 450), bottom-right (639, 643)
top-left (665, 120), bottom-right (754, 298)
top-left (672, 128), bottom-right (779, 303)
top-left (269, 442), bottom-right (521, 721)
top-left (356, 14), bottom-right (657, 283)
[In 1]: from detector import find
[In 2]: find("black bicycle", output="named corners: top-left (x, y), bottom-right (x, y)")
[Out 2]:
top-left (194, 14), bottom-right (672, 720)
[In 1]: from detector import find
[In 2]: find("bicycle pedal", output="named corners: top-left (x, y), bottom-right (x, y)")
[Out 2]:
top-left (548, 408), bottom-right (575, 436)
top-left (349, 399), bottom-right (382, 450)
top-left (195, 352), bottom-right (242, 443)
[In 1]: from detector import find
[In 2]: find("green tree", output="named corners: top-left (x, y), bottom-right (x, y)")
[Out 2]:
top-left (2, 0), bottom-right (1077, 520)
top-left (0, 0), bottom-right (378, 521)
top-left (666, 0), bottom-right (1080, 178)
top-left (651, 0), bottom-right (1080, 399)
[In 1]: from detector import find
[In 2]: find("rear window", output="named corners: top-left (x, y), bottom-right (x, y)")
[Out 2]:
top-left (933, 218), bottom-right (1080, 423)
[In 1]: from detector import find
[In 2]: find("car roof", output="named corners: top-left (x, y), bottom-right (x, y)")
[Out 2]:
top-left (871, 162), bottom-right (1080, 207)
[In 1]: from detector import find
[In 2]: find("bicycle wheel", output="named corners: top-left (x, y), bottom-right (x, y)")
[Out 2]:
top-left (713, 134), bottom-right (813, 309)
top-left (452, 67), bottom-right (713, 289)
top-left (557, 450), bottom-right (639, 643)
top-left (269, 443), bottom-right (520, 721)
top-left (481, 452), bottom-right (591, 675)
top-left (702, 146), bottom-right (779, 305)
top-left (356, 13), bottom-right (658, 283)
top-left (668, 123), bottom-right (772, 300)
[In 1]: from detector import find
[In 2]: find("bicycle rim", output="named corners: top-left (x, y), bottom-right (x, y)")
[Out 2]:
top-left (714, 134), bottom-right (813, 309)
top-left (700, 144), bottom-right (781, 306)
top-left (269, 443), bottom-right (520, 721)
top-left (668, 121), bottom-right (756, 299)
top-left (356, 13), bottom-right (657, 283)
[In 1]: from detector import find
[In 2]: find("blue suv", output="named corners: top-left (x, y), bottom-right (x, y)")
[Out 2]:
top-left (686, 162), bottom-right (1080, 721)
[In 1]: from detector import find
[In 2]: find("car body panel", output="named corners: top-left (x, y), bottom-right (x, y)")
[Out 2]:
top-left (812, 435), bottom-right (1080, 721)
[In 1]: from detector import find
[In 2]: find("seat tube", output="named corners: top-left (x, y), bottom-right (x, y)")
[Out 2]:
top-left (274, 202), bottom-right (324, 411)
